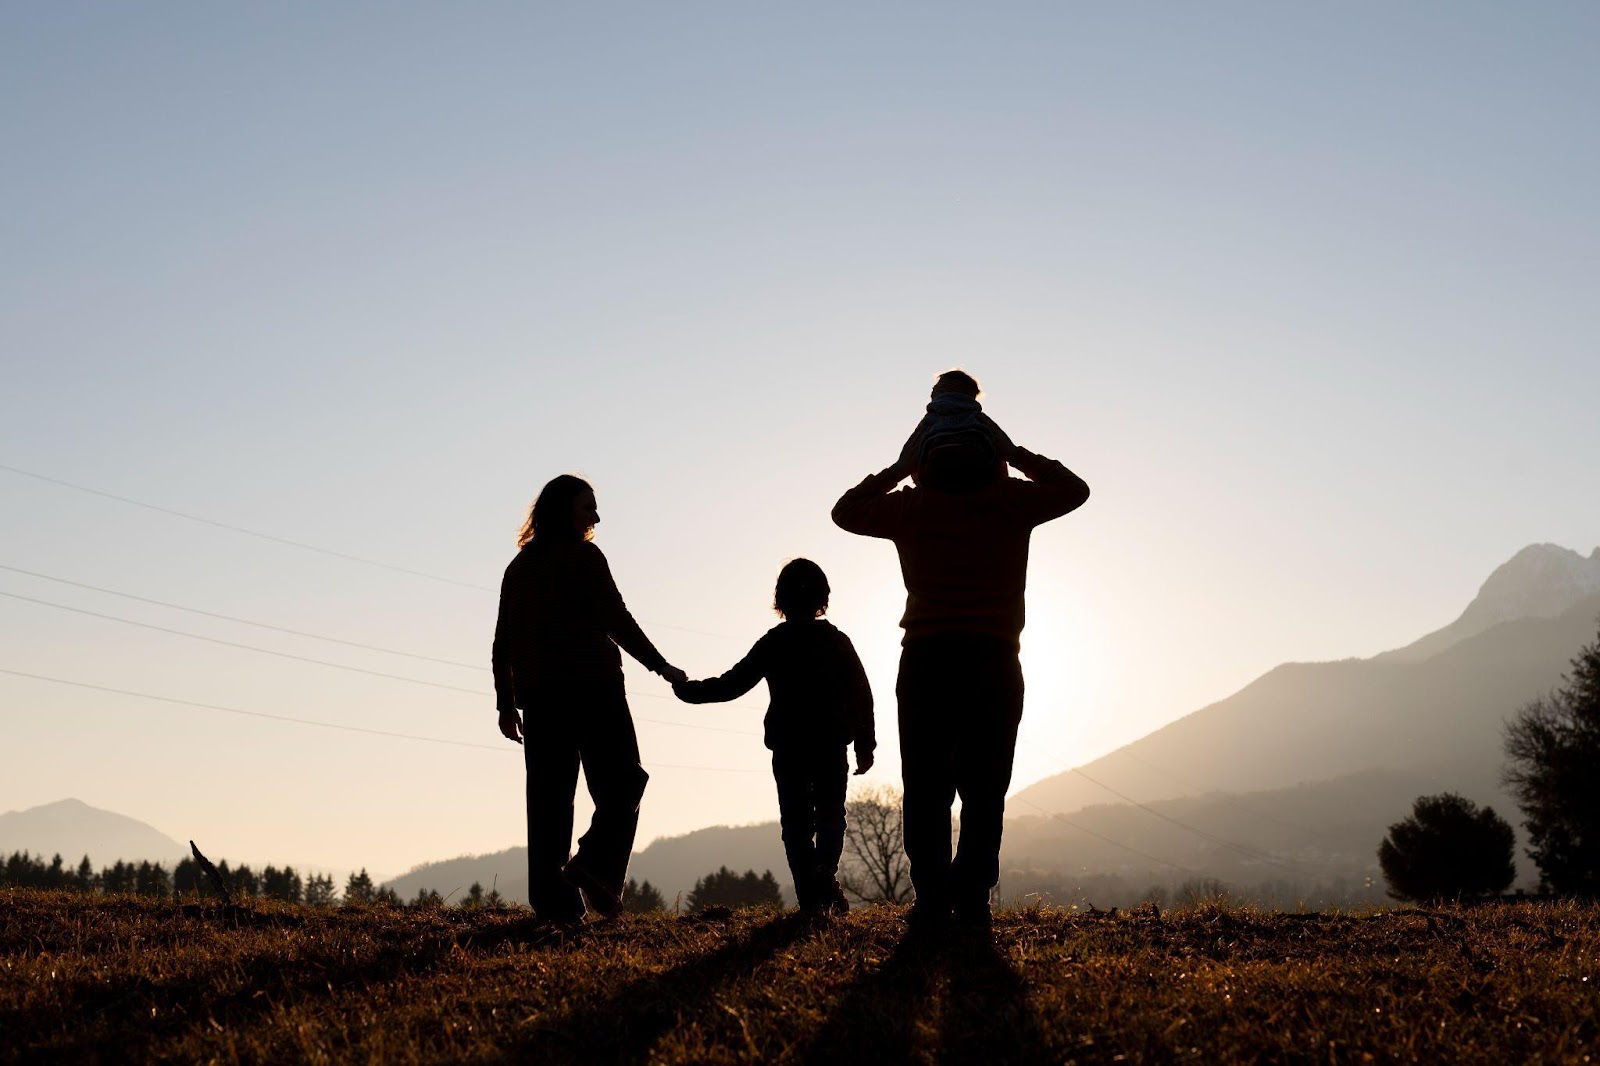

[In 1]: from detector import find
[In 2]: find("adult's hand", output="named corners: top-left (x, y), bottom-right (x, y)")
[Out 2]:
top-left (661, 664), bottom-right (689, 687)
top-left (853, 749), bottom-right (875, 775)
top-left (498, 709), bottom-right (524, 745)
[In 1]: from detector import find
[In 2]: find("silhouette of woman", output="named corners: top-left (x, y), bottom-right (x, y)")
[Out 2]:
top-left (492, 474), bottom-right (687, 923)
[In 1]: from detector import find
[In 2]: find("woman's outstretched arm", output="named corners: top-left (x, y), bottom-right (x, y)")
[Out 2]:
top-left (585, 544), bottom-right (684, 682)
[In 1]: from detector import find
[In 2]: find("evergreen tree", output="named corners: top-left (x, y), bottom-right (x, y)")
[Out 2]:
top-left (411, 887), bottom-right (443, 908)
top-left (102, 860), bottom-right (136, 895)
top-left (686, 867), bottom-right (784, 911)
top-left (1378, 793), bottom-right (1516, 902)
top-left (75, 855), bottom-right (96, 892)
top-left (134, 861), bottom-right (172, 899)
top-left (1505, 628), bottom-right (1600, 893)
top-left (230, 864), bottom-right (259, 899)
top-left (621, 878), bottom-right (667, 914)
top-left (373, 886), bottom-right (401, 906)
top-left (464, 882), bottom-right (485, 909)
top-left (304, 873), bottom-right (337, 907)
top-left (344, 868), bottom-right (376, 905)
top-left (260, 865), bottom-right (304, 904)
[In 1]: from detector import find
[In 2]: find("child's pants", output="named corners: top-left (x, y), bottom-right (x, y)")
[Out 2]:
top-left (771, 745), bottom-right (850, 907)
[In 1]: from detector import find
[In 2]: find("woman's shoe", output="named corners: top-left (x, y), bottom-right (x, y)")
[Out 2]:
top-left (563, 859), bottom-right (622, 919)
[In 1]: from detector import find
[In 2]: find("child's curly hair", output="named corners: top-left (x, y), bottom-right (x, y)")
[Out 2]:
top-left (773, 558), bottom-right (830, 619)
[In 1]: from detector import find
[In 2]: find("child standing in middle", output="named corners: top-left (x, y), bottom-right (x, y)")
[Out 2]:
top-left (673, 558), bottom-right (875, 915)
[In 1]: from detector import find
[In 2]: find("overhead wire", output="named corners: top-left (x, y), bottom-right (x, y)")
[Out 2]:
top-left (0, 562), bottom-right (482, 669)
top-left (1009, 795), bottom-right (1206, 877)
top-left (0, 462), bottom-right (739, 640)
top-left (0, 588), bottom-right (764, 738)
top-left (1069, 767), bottom-right (1302, 873)
top-left (0, 667), bottom-right (764, 773)
top-left (1, 464), bottom-right (1356, 853)
top-left (1111, 748), bottom-right (1346, 842)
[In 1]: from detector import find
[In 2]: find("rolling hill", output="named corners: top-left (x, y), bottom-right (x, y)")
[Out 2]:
top-left (0, 798), bottom-right (187, 866)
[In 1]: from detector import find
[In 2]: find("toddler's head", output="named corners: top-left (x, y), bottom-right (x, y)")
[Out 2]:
top-left (931, 369), bottom-right (980, 401)
top-left (774, 558), bottom-right (830, 619)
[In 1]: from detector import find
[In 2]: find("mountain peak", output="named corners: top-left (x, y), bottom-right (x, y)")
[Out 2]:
top-left (1463, 543), bottom-right (1600, 630)
top-left (0, 798), bottom-right (185, 863)
top-left (1376, 542), bottom-right (1600, 663)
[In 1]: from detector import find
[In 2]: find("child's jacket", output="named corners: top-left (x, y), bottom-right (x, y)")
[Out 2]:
top-left (675, 619), bottom-right (875, 754)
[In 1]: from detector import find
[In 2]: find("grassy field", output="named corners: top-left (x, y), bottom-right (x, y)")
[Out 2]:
top-left (3, 890), bottom-right (1598, 1064)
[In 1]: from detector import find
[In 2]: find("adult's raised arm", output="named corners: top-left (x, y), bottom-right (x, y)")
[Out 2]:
top-left (1006, 445), bottom-right (1091, 526)
top-left (831, 461), bottom-right (913, 539)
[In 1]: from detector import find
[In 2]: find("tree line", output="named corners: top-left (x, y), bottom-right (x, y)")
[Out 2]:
top-left (0, 852), bottom-right (474, 908)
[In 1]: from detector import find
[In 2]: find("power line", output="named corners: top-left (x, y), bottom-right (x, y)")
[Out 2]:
top-left (0, 589), bottom-right (764, 738)
top-left (1111, 748), bottom-right (1345, 843)
top-left (0, 462), bottom-right (490, 590)
top-left (0, 667), bottom-right (763, 774)
top-left (0, 589), bottom-right (492, 695)
top-left (0, 562), bottom-right (481, 669)
top-left (1069, 767), bottom-right (1301, 873)
top-left (0, 462), bottom-right (738, 641)
top-left (1009, 795), bottom-right (1205, 877)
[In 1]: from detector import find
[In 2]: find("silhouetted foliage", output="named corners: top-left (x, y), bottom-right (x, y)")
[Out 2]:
top-left (1378, 793), bottom-right (1516, 902)
top-left (411, 887), bottom-right (443, 908)
top-left (686, 867), bottom-right (783, 911)
top-left (344, 869), bottom-right (376, 905)
top-left (621, 878), bottom-right (666, 914)
top-left (1505, 628), bottom-right (1600, 894)
top-left (840, 786), bottom-right (913, 904)
top-left (304, 873), bottom-right (338, 907)
top-left (0, 852), bottom-right (177, 898)
top-left (259, 865), bottom-right (304, 904)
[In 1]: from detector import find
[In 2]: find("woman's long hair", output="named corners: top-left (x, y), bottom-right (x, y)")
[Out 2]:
top-left (518, 475), bottom-right (594, 548)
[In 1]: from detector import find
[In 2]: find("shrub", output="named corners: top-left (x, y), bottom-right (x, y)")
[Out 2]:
top-left (1378, 793), bottom-right (1516, 902)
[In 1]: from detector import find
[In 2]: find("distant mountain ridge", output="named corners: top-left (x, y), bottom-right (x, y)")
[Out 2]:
top-left (0, 798), bottom-right (187, 865)
top-left (1378, 543), bottom-right (1600, 663)
top-left (1013, 544), bottom-right (1600, 823)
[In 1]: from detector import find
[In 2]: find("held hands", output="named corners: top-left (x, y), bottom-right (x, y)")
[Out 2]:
top-left (498, 709), bottom-right (523, 745)
top-left (660, 664), bottom-right (689, 687)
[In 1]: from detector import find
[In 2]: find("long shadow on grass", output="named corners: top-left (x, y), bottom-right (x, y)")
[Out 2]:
top-left (801, 932), bottom-right (1051, 1066)
top-left (502, 911), bottom-right (813, 1065)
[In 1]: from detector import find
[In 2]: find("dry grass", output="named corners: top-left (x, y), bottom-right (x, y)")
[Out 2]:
top-left (3, 889), bottom-right (1598, 1064)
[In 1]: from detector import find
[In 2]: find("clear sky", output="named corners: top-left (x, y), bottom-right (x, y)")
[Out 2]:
top-left (3, 3), bottom-right (1598, 878)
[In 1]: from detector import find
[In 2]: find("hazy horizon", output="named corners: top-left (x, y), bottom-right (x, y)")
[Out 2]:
top-left (4, 4), bottom-right (1598, 875)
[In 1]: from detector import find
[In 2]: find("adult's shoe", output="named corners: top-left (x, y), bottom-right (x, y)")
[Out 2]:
top-left (905, 901), bottom-right (950, 939)
top-left (563, 859), bottom-right (622, 919)
top-left (951, 901), bottom-right (993, 936)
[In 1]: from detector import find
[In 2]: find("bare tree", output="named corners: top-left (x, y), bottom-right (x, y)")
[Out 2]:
top-left (840, 785), bottom-right (913, 904)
